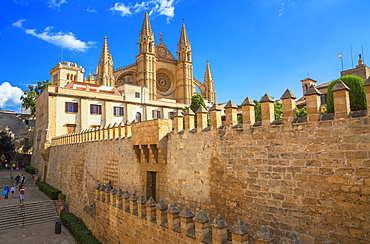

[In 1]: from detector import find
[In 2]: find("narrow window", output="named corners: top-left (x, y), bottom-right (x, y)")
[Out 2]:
top-left (90, 104), bottom-right (102, 115)
top-left (65, 102), bottom-right (78, 113)
top-left (113, 106), bottom-right (124, 116)
top-left (146, 171), bottom-right (157, 201)
top-left (152, 110), bottom-right (161, 119)
top-left (135, 92), bottom-right (140, 98)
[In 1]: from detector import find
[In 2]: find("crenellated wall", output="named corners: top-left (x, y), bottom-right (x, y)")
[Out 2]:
top-left (42, 81), bottom-right (370, 243)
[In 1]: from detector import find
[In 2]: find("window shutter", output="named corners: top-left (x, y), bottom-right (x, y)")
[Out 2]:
top-left (74, 103), bottom-right (78, 113)
top-left (113, 107), bottom-right (117, 116)
top-left (158, 111), bottom-right (161, 119)
top-left (65, 102), bottom-right (68, 113)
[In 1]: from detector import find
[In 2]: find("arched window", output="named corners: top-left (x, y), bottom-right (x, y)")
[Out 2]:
top-left (136, 112), bottom-right (142, 122)
top-left (66, 74), bottom-right (70, 80)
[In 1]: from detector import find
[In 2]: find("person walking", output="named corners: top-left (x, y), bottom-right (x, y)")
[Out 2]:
top-left (21, 175), bottom-right (25, 184)
top-left (10, 185), bottom-right (16, 198)
top-left (3, 185), bottom-right (10, 199)
top-left (19, 186), bottom-right (25, 205)
top-left (15, 175), bottom-right (20, 185)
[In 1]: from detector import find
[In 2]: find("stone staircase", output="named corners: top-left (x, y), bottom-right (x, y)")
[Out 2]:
top-left (0, 200), bottom-right (58, 230)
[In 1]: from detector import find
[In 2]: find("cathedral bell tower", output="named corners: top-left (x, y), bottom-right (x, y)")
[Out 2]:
top-left (176, 23), bottom-right (193, 104)
top-left (95, 36), bottom-right (115, 86)
top-left (204, 61), bottom-right (216, 103)
top-left (136, 12), bottom-right (157, 100)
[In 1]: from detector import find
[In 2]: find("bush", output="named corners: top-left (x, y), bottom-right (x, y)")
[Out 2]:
top-left (37, 182), bottom-right (62, 200)
top-left (60, 213), bottom-right (101, 244)
top-left (327, 75), bottom-right (367, 113)
top-left (25, 166), bottom-right (38, 175)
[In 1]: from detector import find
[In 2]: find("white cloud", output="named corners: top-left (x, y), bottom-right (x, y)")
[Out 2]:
top-left (48, 0), bottom-right (67, 9)
top-left (110, 3), bottom-right (132, 16)
top-left (12, 19), bottom-right (25, 28)
top-left (12, 19), bottom-right (94, 52)
top-left (0, 82), bottom-right (23, 109)
top-left (110, 0), bottom-right (177, 22)
top-left (87, 7), bottom-right (97, 13)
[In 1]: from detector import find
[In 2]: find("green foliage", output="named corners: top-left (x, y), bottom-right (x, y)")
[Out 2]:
top-left (20, 80), bottom-right (53, 116)
top-left (58, 193), bottom-right (67, 201)
top-left (38, 182), bottom-right (62, 200)
top-left (0, 131), bottom-right (14, 155)
top-left (274, 102), bottom-right (283, 120)
top-left (237, 114), bottom-right (243, 124)
top-left (60, 213), bottom-right (101, 244)
top-left (326, 75), bottom-right (367, 113)
top-left (25, 166), bottom-right (38, 175)
top-left (296, 106), bottom-right (307, 117)
top-left (253, 100), bottom-right (262, 121)
top-left (253, 100), bottom-right (283, 121)
top-left (190, 94), bottom-right (207, 113)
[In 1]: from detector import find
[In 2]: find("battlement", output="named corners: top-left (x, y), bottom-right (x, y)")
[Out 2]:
top-left (95, 182), bottom-right (298, 244)
top-left (51, 80), bottom-right (370, 146)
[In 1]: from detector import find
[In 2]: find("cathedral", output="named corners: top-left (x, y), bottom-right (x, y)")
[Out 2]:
top-left (50, 12), bottom-right (216, 105)
top-left (34, 12), bottom-right (217, 150)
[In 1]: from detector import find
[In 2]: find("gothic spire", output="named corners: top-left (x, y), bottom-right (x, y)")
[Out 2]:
top-left (177, 23), bottom-right (191, 62)
top-left (204, 60), bottom-right (213, 83)
top-left (95, 36), bottom-right (114, 86)
top-left (140, 12), bottom-right (153, 38)
top-left (138, 12), bottom-right (155, 54)
top-left (204, 61), bottom-right (216, 102)
top-left (99, 36), bottom-right (112, 65)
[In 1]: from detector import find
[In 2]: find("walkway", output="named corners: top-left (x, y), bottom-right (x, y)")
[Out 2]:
top-left (0, 169), bottom-right (77, 243)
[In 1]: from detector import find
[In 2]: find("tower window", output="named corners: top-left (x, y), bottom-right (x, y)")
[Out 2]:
top-left (90, 104), bottom-right (102, 115)
top-left (65, 102), bottom-right (78, 113)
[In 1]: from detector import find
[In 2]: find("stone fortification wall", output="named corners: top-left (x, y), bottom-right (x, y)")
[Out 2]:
top-left (42, 82), bottom-right (370, 243)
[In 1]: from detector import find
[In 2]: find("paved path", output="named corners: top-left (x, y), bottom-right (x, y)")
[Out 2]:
top-left (0, 170), bottom-right (77, 243)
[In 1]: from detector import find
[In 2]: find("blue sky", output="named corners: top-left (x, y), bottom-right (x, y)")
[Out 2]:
top-left (1, 0), bottom-right (370, 112)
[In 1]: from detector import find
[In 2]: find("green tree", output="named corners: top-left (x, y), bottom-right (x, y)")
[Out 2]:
top-left (254, 100), bottom-right (262, 121)
top-left (20, 80), bottom-right (53, 116)
top-left (190, 94), bottom-right (207, 113)
top-left (0, 131), bottom-right (14, 155)
top-left (296, 106), bottom-right (307, 117)
top-left (326, 75), bottom-right (367, 113)
top-left (253, 100), bottom-right (283, 121)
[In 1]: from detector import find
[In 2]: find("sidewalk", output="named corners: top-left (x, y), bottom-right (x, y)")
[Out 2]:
top-left (0, 170), bottom-right (77, 243)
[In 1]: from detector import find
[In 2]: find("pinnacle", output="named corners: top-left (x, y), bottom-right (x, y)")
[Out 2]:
top-left (331, 80), bottom-right (350, 92)
top-left (196, 106), bottom-right (208, 113)
top-left (211, 214), bottom-right (228, 229)
top-left (304, 85), bottom-right (322, 95)
top-left (210, 103), bottom-right (222, 111)
top-left (194, 210), bottom-right (210, 223)
top-left (280, 89), bottom-right (296, 100)
top-left (259, 93), bottom-right (274, 103)
top-left (224, 100), bottom-right (238, 109)
top-left (241, 97), bottom-right (255, 106)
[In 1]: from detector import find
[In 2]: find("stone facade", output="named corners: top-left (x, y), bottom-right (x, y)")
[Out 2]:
top-left (35, 83), bottom-right (370, 243)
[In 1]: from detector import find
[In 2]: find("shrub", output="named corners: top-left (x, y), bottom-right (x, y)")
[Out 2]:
top-left (60, 213), bottom-right (101, 244)
top-left (37, 182), bottom-right (62, 200)
top-left (25, 166), bottom-right (38, 174)
top-left (326, 75), bottom-right (367, 113)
